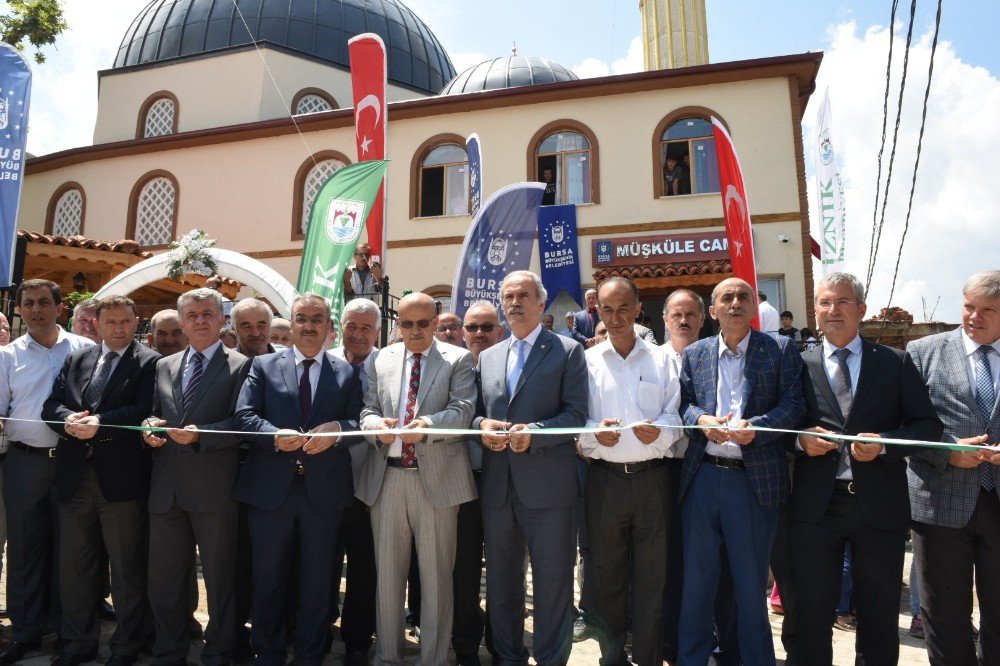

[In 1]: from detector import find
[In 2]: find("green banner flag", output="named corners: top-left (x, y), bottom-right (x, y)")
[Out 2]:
top-left (296, 160), bottom-right (390, 324)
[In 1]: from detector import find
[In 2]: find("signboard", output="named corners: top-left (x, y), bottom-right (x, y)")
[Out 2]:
top-left (592, 230), bottom-right (730, 268)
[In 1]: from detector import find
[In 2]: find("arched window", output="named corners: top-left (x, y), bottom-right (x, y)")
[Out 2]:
top-left (418, 144), bottom-right (469, 217)
top-left (128, 172), bottom-right (178, 247)
top-left (291, 152), bottom-right (352, 240)
top-left (656, 114), bottom-right (721, 197)
top-left (138, 92), bottom-right (178, 138)
top-left (293, 90), bottom-right (335, 115)
top-left (46, 183), bottom-right (85, 237)
top-left (529, 120), bottom-right (599, 205)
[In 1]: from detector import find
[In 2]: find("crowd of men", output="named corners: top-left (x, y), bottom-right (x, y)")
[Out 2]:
top-left (0, 266), bottom-right (996, 666)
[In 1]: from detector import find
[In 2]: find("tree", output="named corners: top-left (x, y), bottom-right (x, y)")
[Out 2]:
top-left (0, 0), bottom-right (68, 64)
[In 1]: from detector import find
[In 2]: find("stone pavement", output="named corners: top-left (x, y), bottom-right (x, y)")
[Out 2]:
top-left (0, 548), bottom-right (947, 664)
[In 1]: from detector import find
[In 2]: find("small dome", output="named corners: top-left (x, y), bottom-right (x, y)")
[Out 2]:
top-left (439, 55), bottom-right (578, 96)
top-left (113, 0), bottom-right (456, 95)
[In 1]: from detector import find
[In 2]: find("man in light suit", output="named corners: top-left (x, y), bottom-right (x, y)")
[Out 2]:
top-left (571, 288), bottom-right (599, 348)
top-left (907, 269), bottom-right (1000, 665)
top-left (142, 288), bottom-right (249, 666)
top-left (791, 273), bottom-right (942, 665)
top-left (234, 292), bottom-right (363, 666)
top-left (677, 277), bottom-right (805, 665)
top-left (43, 295), bottom-right (160, 666)
top-left (358, 292), bottom-right (477, 666)
top-left (476, 270), bottom-right (589, 666)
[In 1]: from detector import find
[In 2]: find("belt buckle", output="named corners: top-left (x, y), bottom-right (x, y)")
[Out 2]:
top-left (47, 447), bottom-right (57, 459)
top-left (295, 461), bottom-right (305, 475)
top-left (624, 462), bottom-right (633, 474)
top-left (847, 481), bottom-right (855, 495)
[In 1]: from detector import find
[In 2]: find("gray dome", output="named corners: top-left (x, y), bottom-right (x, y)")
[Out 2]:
top-left (440, 55), bottom-right (579, 96)
top-left (113, 0), bottom-right (457, 95)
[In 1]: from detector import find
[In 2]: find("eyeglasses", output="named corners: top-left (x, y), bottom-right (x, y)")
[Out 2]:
top-left (354, 252), bottom-right (371, 258)
top-left (293, 315), bottom-right (330, 326)
top-left (816, 299), bottom-right (857, 310)
top-left (398, 319), bottom-right (432, 329)
top-left (436, 323), bottom-right (462, 333)
top-left (464, 323), bottom-right (497, 333)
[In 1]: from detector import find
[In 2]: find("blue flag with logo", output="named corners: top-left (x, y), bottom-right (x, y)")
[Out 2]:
top-left (0, 44), bottom-right (31, 286)
top-left (466, 133), bottom-right (483, 217)
top-left (537, 204), bottom-right (581, 309)
top-left (451, 182), bottom-right (545, 323)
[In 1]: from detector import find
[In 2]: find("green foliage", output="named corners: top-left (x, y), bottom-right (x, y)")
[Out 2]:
top-left (64, 289), bottom-right (94, 308)
top-left (1, 0), bottom-right (68, 64)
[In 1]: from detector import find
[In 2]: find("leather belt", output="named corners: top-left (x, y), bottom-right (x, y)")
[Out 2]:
top-left (703, 453), bottom-right (745, 470)
top-left (386, 457), bottom-right (418, 470)
top-left (834, 479), bottom-right (856, 495)
top-left (592, 458), bottom-right (667, 475)
top-left (11, 441), bottom-right (56, 459)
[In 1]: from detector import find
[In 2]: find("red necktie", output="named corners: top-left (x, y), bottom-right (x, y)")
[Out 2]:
top-left (401, 353), bottom-right (421, 468)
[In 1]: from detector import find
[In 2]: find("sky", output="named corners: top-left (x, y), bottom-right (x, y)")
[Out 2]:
top-left (5, 0), bottom-right (998, 321)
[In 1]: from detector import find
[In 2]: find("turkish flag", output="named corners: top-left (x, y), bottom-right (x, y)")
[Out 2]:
top-left (348, 34), bottom-right (388, 267)
top-left (711, 117), bottom-right (760, 329)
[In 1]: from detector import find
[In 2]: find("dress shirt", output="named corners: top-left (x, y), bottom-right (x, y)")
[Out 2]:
top-left (962, 329), bottom-right (1000, 401)
top-left (389, 342), bottom-right (434, 458)
top-left (708, 330), bottom-right (751, 459)
top-left (292, 346), bottom-right (325, 404)
top-left (506, 324), bottom-right (543, 381)
top-left (758, 300), bottom-right (781, 337)
top-left (0, 328), bottom-right (94, 448)
top-left (579, 337), bottom-right (682, 462)
top-left (662, 343), bottom-right (690, 458)
top-left (181, 340), bottom-right (222, 394)
top-left (92, 342), bottom-right (126, 383)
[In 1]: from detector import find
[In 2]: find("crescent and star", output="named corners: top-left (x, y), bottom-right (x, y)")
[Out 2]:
top-left (355, 93), bottom-right (382, 156)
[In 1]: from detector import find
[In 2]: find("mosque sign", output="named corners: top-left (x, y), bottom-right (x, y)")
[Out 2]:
top-left (592, 230), bottom-right (730, 267)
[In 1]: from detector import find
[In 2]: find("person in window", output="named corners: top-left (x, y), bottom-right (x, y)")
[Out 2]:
top-left (540, 168), bottom-right (557, 206)
top-left (778, 311), bottom-right (801, 341)
top-left (343, 243), bottom-right (382, 301)
top-left (663, 156), bottom-right (683, 196)
top-left (679, 153), bottom-right (692, 195)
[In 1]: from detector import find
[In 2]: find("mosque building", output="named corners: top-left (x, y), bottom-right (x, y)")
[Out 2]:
top-left (18, 0), bottom-right (821, 338)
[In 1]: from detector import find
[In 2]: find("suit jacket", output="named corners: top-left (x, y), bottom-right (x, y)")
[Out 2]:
top-left (473, 327), bottom-right (589, 509)
top-left (791, 338), bottom-right (943, 529)
top-left (233, 348), bottom-right (363, 512)
top-left (571, 309), bottom-right (598, 346)
top-left (907, 328), bottom-right (1000, 528)
top-left (147, 344), bottom-right (250, 514)
top-left (42, 341), bottom-right (160, 503)
top-left (357, 339), bottom-right (477, 508)
top-left (679, 329), bottom-right (805, 509)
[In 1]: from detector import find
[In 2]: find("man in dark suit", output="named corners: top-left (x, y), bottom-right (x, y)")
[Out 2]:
top-left (677, 277), bottom-right (805, 665)
top-left (790, 273), bottom-right (942, 665)
top-left (475, 270), bottom-right (589, 665)
top-left (234, 292), bottom-right (363, 666)
top-left (571, 288), bottom-right (599, 348)
top-left (907, 269), bottom-right (1000, 665)
top-left (42, 295), bottom-right (159, 666)
top-left (142, 288), bottom-right (249, 666)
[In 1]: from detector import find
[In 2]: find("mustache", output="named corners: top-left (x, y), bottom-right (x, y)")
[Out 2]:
top-left (726, 308), bottom-right (746, 316)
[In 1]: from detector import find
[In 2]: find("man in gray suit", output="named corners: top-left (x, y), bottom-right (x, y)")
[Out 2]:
top-left (907, 269), bottom-right (1000, 665)
top-left (476, 270), bottom-right (589, 666)
top-left (358, 292), bottom-right (477, 666)
top-left (142, 288), bottom-right (249, 666)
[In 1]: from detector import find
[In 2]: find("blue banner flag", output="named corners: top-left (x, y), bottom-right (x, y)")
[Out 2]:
top-left (0, 44), bottom-right (31, 286)
top-left (537, 204), bottom-right (582, 308)
top-left (466, 133), bottom-right (483, 217)
top-left (451, 182), bottom-right (545, 323)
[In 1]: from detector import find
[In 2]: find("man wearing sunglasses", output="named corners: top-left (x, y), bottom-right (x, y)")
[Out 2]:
top-left (343, 243), bottom-right (382, 301)
top-left (357, 292), bottom-right (477, 666)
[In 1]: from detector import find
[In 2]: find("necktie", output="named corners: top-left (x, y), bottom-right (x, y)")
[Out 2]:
top-left (182, 351), bottom-right (204, 413)
top-left (401, 353), bottom-right (422, 468)
top-left (974, 346), bottom-right (996, 491)
top-left (507, 339), bottom-right (527, 396)
top-left (299, 358), bottom-right (315, 421)
top-left (831, 348), bottom-right (853, 420)
top-left (85, 350), bottom-right (119, 408)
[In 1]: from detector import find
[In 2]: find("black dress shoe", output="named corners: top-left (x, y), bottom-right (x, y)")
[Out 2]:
top-left (52, 651), bottom-right (98, 666)
top-left (0, 641), bottom-right (40, 665)
top-left (98, 600), bottom-right (116, 622)
top-left (104, 655), bottom-right (138, 666)
top-left (344, 650), bottom-right (369, 666)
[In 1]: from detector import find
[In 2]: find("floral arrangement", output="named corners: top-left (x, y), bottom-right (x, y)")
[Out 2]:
top-left (166, 229), bottom-right (218, 281)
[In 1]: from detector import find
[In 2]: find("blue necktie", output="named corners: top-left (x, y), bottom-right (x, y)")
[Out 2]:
top-left (182, 351), bottom-right (204, 413)
top-left (507, 339), bottom-right (527, 396)
top-left (974, 346), bottom-right (996, 492)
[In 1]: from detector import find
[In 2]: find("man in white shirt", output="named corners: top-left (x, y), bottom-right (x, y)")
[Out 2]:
top-left (757, 290), bottom-right (781, 337)
top-left (579, 277), bottom-right (682, 666)
top-left (0, 279), bottom-right (92, 663)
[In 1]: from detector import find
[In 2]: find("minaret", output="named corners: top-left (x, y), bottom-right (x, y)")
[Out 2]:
top-left (639, 0), bottom-right (709, 70)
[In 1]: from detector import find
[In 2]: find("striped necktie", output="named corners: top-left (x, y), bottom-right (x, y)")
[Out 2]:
top-left (974, 346), bottom-right (996, 492)
top-left (182, 351), bottom-right (205, 413)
